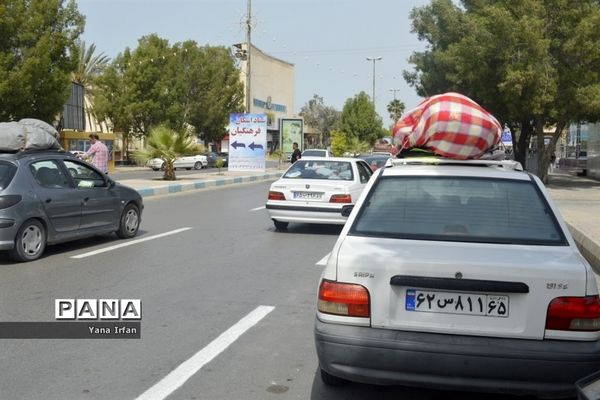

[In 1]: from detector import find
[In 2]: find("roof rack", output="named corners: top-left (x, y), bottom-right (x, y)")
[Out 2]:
top-left (0, 148), bottom-right (68, 158)
top-left (385, 157), bottom-right (524, 171)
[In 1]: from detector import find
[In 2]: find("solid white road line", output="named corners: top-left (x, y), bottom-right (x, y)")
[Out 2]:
top-left (70, 227), bottom-right (193, 259)
top-left (316, 252), bottom-right (331, 266)
top-left (250, 206), bottom-right (266, 212)
top-left (135, 305), bottom-right (275, 400)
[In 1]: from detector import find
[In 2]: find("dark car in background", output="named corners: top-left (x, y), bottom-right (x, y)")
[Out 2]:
top-left (206, 152), bottom-right (228, 167)
top-left (0, 150), bottom-right (143, 262)
top-left (359, 153), bottom-right (392, 171)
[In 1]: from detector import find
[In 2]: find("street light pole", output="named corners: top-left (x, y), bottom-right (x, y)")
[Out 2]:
top-left (245, 0), bottom-right (252, 113)
top-left (366, 56), bottom-right (382, 105)
top-left (390, 88), bottom-right (401, 100)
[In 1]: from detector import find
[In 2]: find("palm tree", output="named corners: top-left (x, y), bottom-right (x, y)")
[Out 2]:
top-left (72, 40), bottom-right (110, 88)
top-left (71, 40), bottom-right (110, 132)
top-left (133, 126), bottom-right (198, 181)
top-left (387, 99), bottom-right (406, 123)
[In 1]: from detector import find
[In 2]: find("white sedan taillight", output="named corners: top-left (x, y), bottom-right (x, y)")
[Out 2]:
top-left (318, 280), bottom-right (370, 317)
top-left (546, 296), bottom-right (600, 331)
top-left (268, 191), bottom-right (286, 201)
top-left (329, 194), bottom-right (352, 203)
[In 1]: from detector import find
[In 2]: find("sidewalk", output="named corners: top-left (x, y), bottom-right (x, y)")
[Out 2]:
top-left (546, 170), bottom-right (600, 273)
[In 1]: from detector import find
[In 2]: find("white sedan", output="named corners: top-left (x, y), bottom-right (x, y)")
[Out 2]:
top-left (147, 154), bottom-right (207, 171)
top-left (266, 157), bottom-right (373, 230)
top-left (315, 157), bottom-right (600, 398)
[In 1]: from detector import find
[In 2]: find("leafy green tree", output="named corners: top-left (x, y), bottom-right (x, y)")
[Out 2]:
top-left (346, 136), bottom-right (371, 156)
top-left (387, 99), bottom-right (406, 123)
top-left (215, 158), bottom-right (225, 175)
top-left (0, 0), bottom-right (84, 122)
top-left (330, 130), bottom-right (347, 156)
top-left (94, 36), bottom-right (243, 158)
top-left (93, 60), bottom-right (134, 156)
top-left (339, 92), bottom-right (384, 145)
top-left (94, 35), bottom-right (177, 141)
top-left (173, 42), bottom-right (244, 145)
top-left (299, 94), bottom-right (341, 146)
top-left (404, 0), bottom-right (600, 182)
top-left (133, 125), bottom-right (198, 181)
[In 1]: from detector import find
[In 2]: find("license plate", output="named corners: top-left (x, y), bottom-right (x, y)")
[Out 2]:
top-left (293, 191), bottom-right (323, 200)
top-left (405, 289), bottom-right (509, 317)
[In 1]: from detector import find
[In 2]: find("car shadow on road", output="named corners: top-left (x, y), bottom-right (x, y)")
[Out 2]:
top-left (309, 368), bottom-right (538, 400)
top-left (271, 224), bottom-right (343, 236)
top-left (0, 230), bottom-right (151, 266)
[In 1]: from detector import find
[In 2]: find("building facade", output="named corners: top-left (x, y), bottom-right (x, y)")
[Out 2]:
top-left (236, 44), bottom-right (296, 153)
top-left (587, 123), bottom-right (600, 179)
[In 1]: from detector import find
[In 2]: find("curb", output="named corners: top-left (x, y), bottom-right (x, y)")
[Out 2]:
top-left (133, 172), bottom-right (282, 198)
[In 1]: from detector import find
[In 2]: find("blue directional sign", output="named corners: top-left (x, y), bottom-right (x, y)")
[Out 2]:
top-left (228, 113), bottom-right (267, 171)
top-left (501, 127), bottom-right (512, 145)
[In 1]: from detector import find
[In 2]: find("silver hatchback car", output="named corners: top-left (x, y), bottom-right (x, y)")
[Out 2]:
top-left (0, 150), bottom-right (143, 262)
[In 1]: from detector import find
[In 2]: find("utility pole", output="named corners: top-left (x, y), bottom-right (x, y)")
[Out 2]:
top-left (245, 0), bottom-right (252, 113)
top-left (366, 56), bottom-right (382, 106)
top-left (390, 88), bottom-right (401, 100)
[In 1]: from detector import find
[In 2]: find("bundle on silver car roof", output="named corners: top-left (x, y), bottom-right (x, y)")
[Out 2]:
top-left (0, 118), bottom-right (60, 152)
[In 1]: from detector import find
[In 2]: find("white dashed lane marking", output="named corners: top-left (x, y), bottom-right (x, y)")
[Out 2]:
top-left (70, 227), bottom-right (193, 259)
top-left (135, 305), bottom-right (275, 400)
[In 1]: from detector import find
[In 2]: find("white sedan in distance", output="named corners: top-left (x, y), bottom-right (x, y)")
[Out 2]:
top-left (302, 148), bottom-right (330, 157)
top-left (266, 157), bottom-right (373, 230)
top-left (147, 154), bottom-right (207, 171)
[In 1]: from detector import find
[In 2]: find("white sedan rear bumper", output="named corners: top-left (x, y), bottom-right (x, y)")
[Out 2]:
top-left (266, 202), bottom-right (347, 225)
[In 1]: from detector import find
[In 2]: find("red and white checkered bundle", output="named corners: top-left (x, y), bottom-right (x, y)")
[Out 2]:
top-left (392, 92), bottom-right (502, 159)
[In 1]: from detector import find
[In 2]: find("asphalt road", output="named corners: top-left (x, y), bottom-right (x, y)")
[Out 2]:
top-left (0, 182), bottom-right (539, 400)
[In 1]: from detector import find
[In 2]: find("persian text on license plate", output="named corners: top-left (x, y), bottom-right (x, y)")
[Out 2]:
top-left (405, 289), bottom-right (509, 317)
top-left (293, 191), bottom-right (323, 200)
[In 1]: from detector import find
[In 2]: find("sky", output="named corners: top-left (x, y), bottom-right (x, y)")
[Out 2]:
top-left (76, 0), bottom-right (431, 125)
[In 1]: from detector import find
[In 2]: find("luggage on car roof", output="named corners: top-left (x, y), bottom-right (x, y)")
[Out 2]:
top-left (392, 92), bottom-right (502, 160)
top-left (0, 118), bottom-right (60, 152)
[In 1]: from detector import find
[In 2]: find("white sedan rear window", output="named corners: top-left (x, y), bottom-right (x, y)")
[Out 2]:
top-left (284, 161), bottom-right (353, 181)
top-left (352, 176), bottom-right (566, 245)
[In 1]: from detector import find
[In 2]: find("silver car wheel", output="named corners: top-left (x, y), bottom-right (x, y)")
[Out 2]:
top-left (124, 209), bottom-right (139, 234)
top-left (21, 225), bottom-right (43, 256)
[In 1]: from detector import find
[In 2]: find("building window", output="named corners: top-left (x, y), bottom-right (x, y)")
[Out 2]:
top-left (62, 83), bottom-right (85, 131)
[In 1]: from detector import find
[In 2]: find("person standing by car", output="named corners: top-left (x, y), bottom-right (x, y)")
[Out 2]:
top-left (291, 142), bottom-right (302, 163)
top-left (82, 133), bottom-right (109, 174)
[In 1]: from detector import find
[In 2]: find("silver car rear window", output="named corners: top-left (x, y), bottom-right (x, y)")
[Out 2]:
top-left (351, 176), bottom-right (566, 245)
top-left (0, 162), bottom-right (17, 190)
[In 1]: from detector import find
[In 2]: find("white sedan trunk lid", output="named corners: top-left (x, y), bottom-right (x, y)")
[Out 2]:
top-left (272, 179), bottom-right (351, 204)
top-left (336, 236), bottom-right (587, 340)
